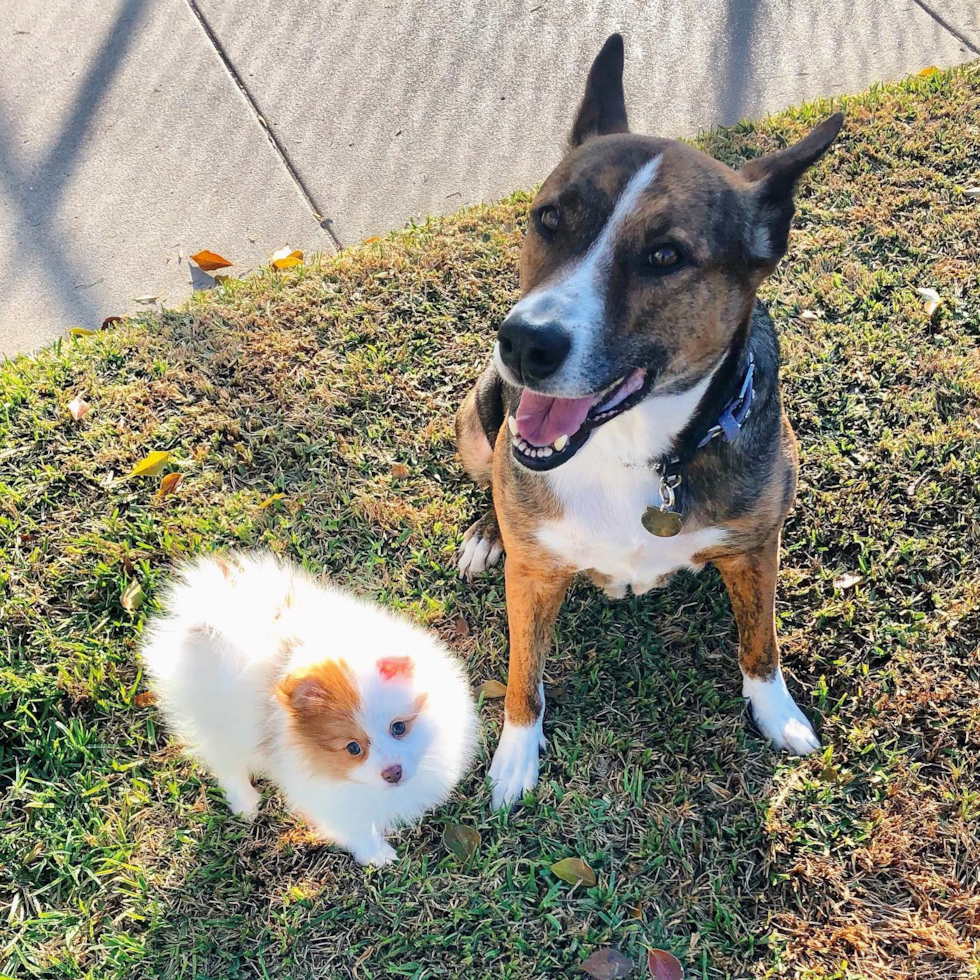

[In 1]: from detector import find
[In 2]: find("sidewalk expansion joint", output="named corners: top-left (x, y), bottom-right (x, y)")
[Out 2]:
top-left (910, 0), bottom-right (979, 55)
top-left (185, 0), bottom-right (344, 249)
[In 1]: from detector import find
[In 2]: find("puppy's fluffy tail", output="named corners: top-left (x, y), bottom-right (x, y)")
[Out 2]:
top-left (139, 551), bottom-right (296, 755)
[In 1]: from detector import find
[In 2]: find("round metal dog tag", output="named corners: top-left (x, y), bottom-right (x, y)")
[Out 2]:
top-left (642, 506), bottom-right (682, 537)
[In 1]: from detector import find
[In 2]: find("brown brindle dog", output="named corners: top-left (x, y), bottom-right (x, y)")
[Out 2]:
top-left (456, 34), bottom-right (843, 808)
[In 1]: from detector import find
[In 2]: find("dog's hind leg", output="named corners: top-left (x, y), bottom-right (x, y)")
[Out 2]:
top-left (455, 363), bottom-right (506, 579)
top-left (714, 535), bottom-right (820, 756)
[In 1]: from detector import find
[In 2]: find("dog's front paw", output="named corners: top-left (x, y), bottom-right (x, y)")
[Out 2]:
top-left (458, 512), bottom-right (504, 580)
top-left (743, 670), bottom-right (821, 755)
top-left (489, 719), bottom-right (546, 810)
top-left (351, 839), bottom-right (397, 867)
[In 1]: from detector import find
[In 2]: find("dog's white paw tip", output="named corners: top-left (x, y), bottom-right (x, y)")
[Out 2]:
top-left (457, 527), bottom-right (503, 580)
top-left (489, 721), bottom-right (543, 810)
top-left (744, 670), bottom-right (820, 756)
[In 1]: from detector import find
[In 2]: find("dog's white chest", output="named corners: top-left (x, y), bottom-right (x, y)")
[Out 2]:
top-left (534, 390), bottom-right (728, 595)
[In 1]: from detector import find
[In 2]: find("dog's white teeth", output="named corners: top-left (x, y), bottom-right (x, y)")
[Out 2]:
top-left (553, 434), bottom-right (569, 451)
top-left (541, 447), bottom-right (553, 457)
top-left (507, 415), bottom-right (518, 436)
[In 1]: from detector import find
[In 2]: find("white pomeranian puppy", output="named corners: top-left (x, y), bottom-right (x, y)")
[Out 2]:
top-left (140, 551), bottom-right (477, 866)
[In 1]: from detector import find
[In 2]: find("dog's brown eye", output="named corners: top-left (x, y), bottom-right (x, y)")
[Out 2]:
top-left (390, 721), bottom-right (407, 738)
top-left (346, 741), bottom-right (362, 756)
top-left (538, 206), bottom-right (560, 233)
top-left (649, 245), bottom-right (680, 268)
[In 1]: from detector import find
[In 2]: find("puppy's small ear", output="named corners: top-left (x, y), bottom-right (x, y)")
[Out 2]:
top-left (277, 661), bottom-right (357, 713)
top-left (569, 34), bottom-right (629, 148)
top-left (377, 656), bottom-right (413, 682)
top-left (741, 113), bottom-right (843, 266)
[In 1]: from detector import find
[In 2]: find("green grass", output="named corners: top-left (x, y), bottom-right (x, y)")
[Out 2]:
top-left (2, 64), bottom-right (979, 980)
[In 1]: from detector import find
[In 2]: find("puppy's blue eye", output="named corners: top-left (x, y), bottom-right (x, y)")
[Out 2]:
top-left (390, 721), bottom-right (407, 738)
top-left (346, 741), bottom-right (362, 756)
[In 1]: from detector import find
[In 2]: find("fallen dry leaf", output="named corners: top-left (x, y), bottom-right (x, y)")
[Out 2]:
top-left (550, 857), bottom-right (597, 887)
top-left (130, 451), bottom-right (171, 478)
top-left (363, 236), bottom-right (380, 244)
top-left (134, 691), bottom-right (157, 707)
top-left (133, 294), bottom-right (160, 305)
top-left (259, 492), bottom-right (286, 509)
top-left (799, 310), bottom-right (819, 321)
top-left (444, 824), bottom-right (481, 861)
top-left (451, 615), bottom-right (470, 638)
top-left (213, 274), bottom-right (234, 284)
top-left (917, 65), bottom-right (939, 77)
top-left (390, 463), bottom-right (410, 479)
top-left (915, 286), bottom-right (944, 317)
top-left (101, 316), bottom-right (123, 329)
top-left (190, 249), bottom-right (232, 272)
top-left (475, 679), bottom-right (507, 699)
top-left (68, 327), bottom-right (97, 338)
top-left (23, 842), bottom-right (45, 867)
top-left (67, 395), bottom-right (91, 422)
top-left (647, 949), bottom-right (683, 980)
top-left (157, 472), bottom-right (183, 499)
top-left (580, 949), bottom-right (633, 979)
top-left (271, 247), bottom-right (303, 270)
top-left (963, 187), bottom-right (980, 199)
top-left (833, 571), bottom-right (865, 591)
top-left (121, 580), bottom-right (144, 613)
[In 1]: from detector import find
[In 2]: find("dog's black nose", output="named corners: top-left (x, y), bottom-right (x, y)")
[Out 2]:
top-left (497, 317), bottom-right (571, 384)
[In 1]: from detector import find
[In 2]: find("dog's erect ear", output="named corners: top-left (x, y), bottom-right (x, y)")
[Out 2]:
top-left (741, 113), bottom-right (844, 266)
top-left (569, 34), bottom-right (629, 148)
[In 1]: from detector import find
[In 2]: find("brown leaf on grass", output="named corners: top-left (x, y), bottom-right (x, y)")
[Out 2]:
top-left (451, 615), bottom-right (470, 638)
top-left (129, 451), bottom-right (171, 477)
top-left (390, 463), bottom-right (410, 479)
top-left (23, 842), bottom-right (45, 867)
top-left (917, 65), bottom-right (939, 77)
top-left (213, 274), bottom-right (234, 284)
top-left (647, 949), bottom-right (683, 980)
top-left (258, 492), bottom-right (286, 509)
top-left (134, 691), bottom-right (157, 707)
top-left (271, 247), bottom-right (303, 270)
top-left (157, 472), bottom-right (183, 498)
top-left (190, 249), bottom-right (232, 272)
top-left (580, 949), bottom-right (633, 978)
top-left (101, 316), bottom-right (123, 329)
top-left (834, 571), bottom-right (865, 591)
top-left (915, 287), bottom-right (944, 317)
top-left (475, 680), bottom-right (506, 699)
top-left (550, 857), bottom-right (597, 887)
top-left (121, 580), bottom-right (144, 612)
top-left (67, 395), bottom-right (91, 422)
top-left (68, 327), bottom-right (97, 338)
top-left (444, 824), bottom-right (481, 861)
top-left (363, 237), bottom-right (380, 244)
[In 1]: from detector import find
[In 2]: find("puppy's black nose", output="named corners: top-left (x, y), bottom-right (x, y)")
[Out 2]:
top-left (381, 764), bottom-right (402, 785)
top-left (497, 317), bottom-right (571, 384)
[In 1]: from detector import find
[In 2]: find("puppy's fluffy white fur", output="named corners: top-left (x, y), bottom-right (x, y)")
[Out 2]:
top-left (141, 551), bottom-right (477, 866)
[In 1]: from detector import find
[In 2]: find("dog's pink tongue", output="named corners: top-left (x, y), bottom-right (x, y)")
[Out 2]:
top-left (516, 389), bottom-right (595, 447)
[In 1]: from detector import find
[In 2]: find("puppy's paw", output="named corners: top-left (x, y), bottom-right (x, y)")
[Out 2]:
top-left (489, 719), bottom-right (544, 810)
top-left (223, 780), bottom-right (261, 821)
top-left (352, 839), bottom-right (397, 867)
top-left (458, 512), bottom-right (504, 580)
top-left (743, 670), bottom-right (821, 756)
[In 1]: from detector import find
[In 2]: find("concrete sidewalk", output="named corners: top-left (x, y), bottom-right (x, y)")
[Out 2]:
top-left (1, 0), bottom-right (977, 357)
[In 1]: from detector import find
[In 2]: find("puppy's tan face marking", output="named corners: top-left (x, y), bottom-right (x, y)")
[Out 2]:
top-left (277, 660), bottom-right (370, 780)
